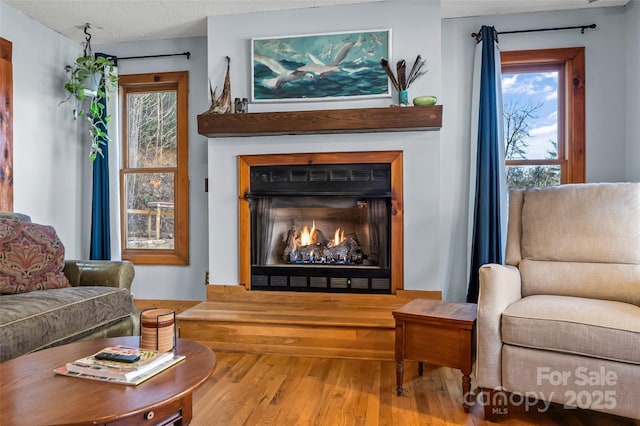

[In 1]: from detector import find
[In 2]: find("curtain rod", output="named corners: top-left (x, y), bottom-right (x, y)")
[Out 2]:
top-left (471, 24), bottom-right (596, 41)
top-left (118, 51), bottom-right (191, 61)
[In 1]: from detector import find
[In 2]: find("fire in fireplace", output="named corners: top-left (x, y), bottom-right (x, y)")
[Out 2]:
top-left (283, 219), bottom-right (362, 265)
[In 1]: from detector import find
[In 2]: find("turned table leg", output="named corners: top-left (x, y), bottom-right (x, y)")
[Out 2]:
top-left (396, 361), bottom-right (404, 396)
top-left (462, 370), bottom-right (472, 413)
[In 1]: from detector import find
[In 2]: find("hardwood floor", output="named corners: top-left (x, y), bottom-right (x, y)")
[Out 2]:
top-left (190, 352), bottom-right (639, 426)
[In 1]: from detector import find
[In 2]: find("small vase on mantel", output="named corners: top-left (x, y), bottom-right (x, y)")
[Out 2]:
top-left (398, 89), bottom-right (409, 106)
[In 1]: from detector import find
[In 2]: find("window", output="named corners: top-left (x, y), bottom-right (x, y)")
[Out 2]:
top-left (119, 72), bottom-right (189, 265)
top-left (501, 47), bottom-right (585, 191)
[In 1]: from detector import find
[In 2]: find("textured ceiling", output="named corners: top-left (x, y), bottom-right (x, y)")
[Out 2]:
top-left (5, 0), bottom-right (385, 44)
top-left (4, 0), bottom-right (630, 44)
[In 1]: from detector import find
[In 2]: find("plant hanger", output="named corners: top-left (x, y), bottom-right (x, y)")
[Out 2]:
top-left (60, 22), bottom-right (118, 161)
top-left (82, 23), bottom-right (93, 58)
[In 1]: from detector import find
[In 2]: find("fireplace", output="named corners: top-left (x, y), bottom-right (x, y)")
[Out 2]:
top-left (238, 151), bottom-right (404, 294)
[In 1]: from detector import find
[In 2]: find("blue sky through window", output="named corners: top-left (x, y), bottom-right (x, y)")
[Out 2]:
top-left (501, 71), bottom-right (558, 160)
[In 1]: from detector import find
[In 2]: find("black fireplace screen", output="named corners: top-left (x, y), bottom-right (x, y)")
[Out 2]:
top-left (248, 163), bottom-right (392, 293)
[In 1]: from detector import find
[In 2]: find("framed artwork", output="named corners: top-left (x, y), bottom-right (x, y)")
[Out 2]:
top-left (251, 29), bottom-right (391, 102)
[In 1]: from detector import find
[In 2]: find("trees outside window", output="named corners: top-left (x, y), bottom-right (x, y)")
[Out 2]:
top-left (119, 72), bottom-right (189, 265)
top-left (501, 48), bottom-right (585, 191)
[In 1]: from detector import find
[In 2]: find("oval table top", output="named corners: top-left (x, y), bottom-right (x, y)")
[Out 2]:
top-left (0, 336), bottom-right (216, 426)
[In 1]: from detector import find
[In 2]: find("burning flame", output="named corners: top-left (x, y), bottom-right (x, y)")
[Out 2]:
top-left (300, 220), bottom-right (316, 246)
top-left (299, 221), bottom-right (345, 247)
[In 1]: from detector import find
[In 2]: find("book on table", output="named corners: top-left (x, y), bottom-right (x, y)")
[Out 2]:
top-left (54, 345), bottom-right (185, 385)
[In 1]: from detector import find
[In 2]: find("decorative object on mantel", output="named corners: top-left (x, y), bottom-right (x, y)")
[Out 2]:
top-left (204, 56), bottom-right (232, 114)
top-left (413, 95), bottom-right (437, 106)
top-left (234, 97), bottom-right (248, 113)
top-left (380, 55), bottom-right (427, 106)
top-left (59, 23), bottom-right (118, 161)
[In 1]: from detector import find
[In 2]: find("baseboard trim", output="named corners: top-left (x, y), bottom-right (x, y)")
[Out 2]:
top-left (134, 299), bottom-right (201, 315)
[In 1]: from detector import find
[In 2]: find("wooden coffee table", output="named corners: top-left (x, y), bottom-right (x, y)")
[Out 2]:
top-left (0, 336), bottom-right (216, 425)
top-left (393, 299), bottom-right (477, 412)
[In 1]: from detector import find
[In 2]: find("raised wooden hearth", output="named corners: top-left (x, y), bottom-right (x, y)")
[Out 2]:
top-left (176, 285), bottom-right (440, 360)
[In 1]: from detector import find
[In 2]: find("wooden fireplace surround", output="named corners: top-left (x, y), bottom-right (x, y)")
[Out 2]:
top-left (238, 151), bottom-right (404, 293)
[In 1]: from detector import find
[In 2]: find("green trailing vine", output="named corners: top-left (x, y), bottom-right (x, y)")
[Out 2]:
top-left (59, 24), bottom-right (118, 161)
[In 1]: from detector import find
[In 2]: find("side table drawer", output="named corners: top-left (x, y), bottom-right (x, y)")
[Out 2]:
top-left (403, 322), bottom-right (473, 369)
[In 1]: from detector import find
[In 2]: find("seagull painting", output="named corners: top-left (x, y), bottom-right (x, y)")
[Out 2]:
top-left (254, 54), bottom-right (315, 89)
top-left (252, 29), bottom-right (390, 101)
top-left (296, 40), bottom-right (359, 77)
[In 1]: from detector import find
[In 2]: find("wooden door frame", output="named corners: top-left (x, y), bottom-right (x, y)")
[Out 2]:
top-left (0, 37), bottom-right (13, 211)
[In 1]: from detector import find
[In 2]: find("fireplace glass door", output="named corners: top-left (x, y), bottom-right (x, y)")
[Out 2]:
top-left (248, 164), bottom-right (392, 293)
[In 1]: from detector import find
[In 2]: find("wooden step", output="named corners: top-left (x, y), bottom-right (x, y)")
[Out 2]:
top-left (176, 286), bottom-right (440, 361)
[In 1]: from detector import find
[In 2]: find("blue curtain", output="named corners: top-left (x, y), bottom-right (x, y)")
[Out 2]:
top-left (466, 26), bottom-right (505, 303)
top-left (89, 53), bottom-right (113, 260)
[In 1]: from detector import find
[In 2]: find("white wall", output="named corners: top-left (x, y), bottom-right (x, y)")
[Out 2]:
top-left (441, 5), bottom-right (632, 301)
top-left (0, 2), bottom-right (91, 258)
top-left (625, 0), bottom-right (640, 181)
top-left (206, 1), bottom-right (444, 292)
top-left (96, 37), bottom-right (209, 300)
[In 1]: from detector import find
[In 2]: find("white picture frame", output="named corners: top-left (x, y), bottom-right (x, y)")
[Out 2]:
top-left (251, 29), bottom-right (392, 103)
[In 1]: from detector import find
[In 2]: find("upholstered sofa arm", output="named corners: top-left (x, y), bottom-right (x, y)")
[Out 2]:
top-left (63, 260), bottom-right (135, 291)
top-left (477, 264), bottom-right (522, 390)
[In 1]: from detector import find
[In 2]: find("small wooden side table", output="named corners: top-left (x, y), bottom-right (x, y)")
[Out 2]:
top-left (393, 299), bottom-right (477, 412)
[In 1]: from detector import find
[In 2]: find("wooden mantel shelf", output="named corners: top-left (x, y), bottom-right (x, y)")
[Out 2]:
top-left (197, 105), bottom-right (442, 137)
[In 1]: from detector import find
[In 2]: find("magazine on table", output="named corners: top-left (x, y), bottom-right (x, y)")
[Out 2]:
top-left (62, 345), bottom-right (178, 381)
top-left (54, 353), bottom-right (186, 386)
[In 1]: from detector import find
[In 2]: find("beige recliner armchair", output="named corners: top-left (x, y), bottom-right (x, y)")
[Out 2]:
top-left (477, 182), bottom-right (640, 421)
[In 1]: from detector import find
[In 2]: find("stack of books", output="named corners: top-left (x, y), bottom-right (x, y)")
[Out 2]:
top-left (54, 345), bottom-right (185, 385)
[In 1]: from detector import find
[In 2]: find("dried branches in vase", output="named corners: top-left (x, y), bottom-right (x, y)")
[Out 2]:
top-left (380, 55), bottom-right (428, 105)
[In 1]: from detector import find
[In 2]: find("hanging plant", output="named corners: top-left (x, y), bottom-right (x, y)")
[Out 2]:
top-left (59, 23), bottom-right (118, 161)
